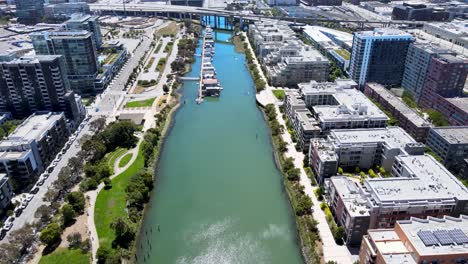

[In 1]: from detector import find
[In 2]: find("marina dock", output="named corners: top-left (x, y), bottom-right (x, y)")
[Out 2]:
top-left (196, 25), bottom-right (222, 104)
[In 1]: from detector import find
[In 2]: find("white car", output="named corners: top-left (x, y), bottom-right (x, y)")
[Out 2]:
top-left (20, 202), bottom-right (28, 209)
top-left (3, 222), bottom-right (12, 231)
top-left (25, 194), bottom-right (34, 202)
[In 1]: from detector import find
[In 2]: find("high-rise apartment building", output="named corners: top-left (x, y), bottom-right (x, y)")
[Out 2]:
top-left (402, 43), bottom-right (454, 102)
top-left (30, 31), bottom-right (99, 95)
top-left (419, 54), bottom-right (468, 109)
top-left (65, 14), bottom-right (102, 49)
top-left (0, 55), bottom-right (84, 123)
top-left (15, 0), bottom-right (45, 24)
top-left (348, 29), bottom-right (414, 87)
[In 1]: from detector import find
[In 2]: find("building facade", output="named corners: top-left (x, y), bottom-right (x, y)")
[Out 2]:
top-left (364, 83), bottom-right (433, 142)
top-left (0, 113), bottom-right (68, 183)
top-left (30, 31), bottom-right (99, 95)
top-left (0, 174), bottom-right (13, 216)
top-left (65, 14), bottom-right (102, 49)
top-left (0, 55), bottom-right (84, 123)
top-left (426, 126), bottom-right (468, 175)
top-left (348, 29), bottom-right (414, 87)
top-left (15, 0), bottom-right (45, 24)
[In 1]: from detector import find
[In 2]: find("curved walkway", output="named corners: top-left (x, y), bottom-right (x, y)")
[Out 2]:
top-left (86, 140), bottom-right (141, 264)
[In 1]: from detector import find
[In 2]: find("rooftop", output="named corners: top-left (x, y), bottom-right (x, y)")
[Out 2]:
top-left (0, 113), bottom-right (64, 148)
top-left (328, 176), bottom-right (370, 217)
top-left (430, 126), bottom-right (468, 144)
top-left (364, 154), bottom-right (468, 204)
top-left (4, 55), bottom-right (62, 65)
top-left (366, 83), bottom-right (432, 127)
top-left (398, 215), bottom-right (468, 256)
top-left (311, 138), bottom-right (339, 162)
top-left (330, 127), bottom-right (417, 150)
top-left (356, 28), bottom-right (414, 39)
top-left (30, 30), bottom-right (92, 39)
top-left (446, 97), bottom-right (468, 113)
top-left (295, 109), bottom-right (320, 132)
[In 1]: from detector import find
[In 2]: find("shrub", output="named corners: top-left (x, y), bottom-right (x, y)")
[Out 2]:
top-left (96, 246), bottom-right (111, 264)
top-left (40, 223), bottom-right (62, 247)
top-left (61, 204), bottom-right (76, 226)
top-left (337, 167), bottom-right (344, 175)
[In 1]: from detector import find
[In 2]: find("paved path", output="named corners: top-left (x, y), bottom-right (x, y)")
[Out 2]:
top-left (242, 30), bottom-right (356, 264)
top-left (87, 141), bottom-right (141, 264)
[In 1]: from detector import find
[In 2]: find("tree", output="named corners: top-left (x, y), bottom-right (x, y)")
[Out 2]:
top-left (97, 246), bottom-right (111, 264)
top-left (35, 204), bottom-right (53, 226)
top-left (53, 167), bottom-right (73, 191)
top-left (66, 191), bottom-right (86, 214)
top-left (40, 223), bottom-right (62, 246)
top-left (337, 167), bottom-right (344, 174)
top-left (90, 117), bottom-right (106, 131)
top-left (286, 168), bottom-right (300, 181)
top-left (0, 243), bottom-right (21, 264)
top-left (333, 226), bottom-right (345, 245)
top-left (163, 84), bottom-right (170, 93)
top-left (62, 204), bottom-right (76, 226)
top-left (67, 232), bottom-right (82, 249)
top-left (9, 224), bottom-right (36, 254)
top-left (104, 178), bottom-right (112, 189)
top-left (296, 195), bottom-right (313, 216)
top-left (283, 158), bottom-right (295, 172)
top-left (278, 139), bottom-right (288, 153)
top-left (427, 109), bottom-right (449, 127)
top-left (110, 217), bottom-right (136, 248)
top-left (368, 169), bottom-right (377, 178)
top-left (68, 156), bottom-right (83, 178)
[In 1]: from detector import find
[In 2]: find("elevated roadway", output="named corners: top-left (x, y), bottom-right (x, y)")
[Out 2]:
top-left (90, 3), bottom-right (426, 27)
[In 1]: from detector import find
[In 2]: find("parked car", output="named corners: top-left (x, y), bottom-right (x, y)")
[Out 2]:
top-left (3, 222), bottom-right (12, 231)
top-left (37, 179), bottom-right (45, 186)
top-left (0, 230), bottom-right (6, 240)
top-left (26, 194), bottom-right (34, 201)
top-left (30, 187), bottom-right (39, 195)
top-left (14, 208), bottom-right (23, 217)
top-left (20, 202), bottom-right (28, 209)
top-left (47, 167), bottom-right (54, 173)
top-left (42, 173), bottom-right (49, 179)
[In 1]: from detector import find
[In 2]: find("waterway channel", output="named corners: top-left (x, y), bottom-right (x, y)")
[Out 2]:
top-left (137, 31), bottom-right (303, 264)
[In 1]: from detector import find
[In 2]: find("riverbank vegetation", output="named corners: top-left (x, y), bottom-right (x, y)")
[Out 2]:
top-left (240, 36), bottom-right (266, 93)
top-left (262, 104), bottom-right (322, 263)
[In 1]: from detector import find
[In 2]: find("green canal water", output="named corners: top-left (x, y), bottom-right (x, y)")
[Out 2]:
top-left (138, 31), bottom-right (303, 264)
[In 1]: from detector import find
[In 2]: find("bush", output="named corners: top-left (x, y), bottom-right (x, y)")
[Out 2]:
top-left (62, 204), bottom-right (76, 226)
top-left (66, 192), bottom-right (86, 214)
top-left (368, 169), bottom-right (377, 178)
top-left (337, 167), bottom-right (344, 175)
top-left (103, 178), bottom-right (112, 189)
top-left (40, 223), bottom-right (62, 247)
top-left (67, 232), bottom-right (82, 249)
top-left (96, 246), bottom-right (111, 264)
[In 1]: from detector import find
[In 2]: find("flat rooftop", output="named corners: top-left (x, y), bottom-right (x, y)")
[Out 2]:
top-left (311, 138), bottom-right (338, 162)
top-left (330, 127), bottom-right (417, 150)
top-left (328, 176), bottom-right (370, 217)
top-left (365, 154), bottom-right (468, 204)
top-left (0, 113), bottom-right (63, 146)
top-left (296, 109), bottom-right (320, 131)
top-left (356, 28), bottom-right (413, 38)
top-left (366, 83), bottom-right (432, 127)
top-left (4, 55), bottom-right (61, 65)
top-left (446, 97), bottom-right (468, 113)
top-left (398, 215), bottom-right (468, 256)
top-left (430, 126), bottom-right (468, 144)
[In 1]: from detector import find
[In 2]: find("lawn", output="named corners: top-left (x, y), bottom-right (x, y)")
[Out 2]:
top-left (125, 97), bottom-right (156, 108)
top-left (156, 58), bottom-right (167, 72)
top-left (156, 22), bottom-right (179, 36)
top-left (105, 148), bottom-right (127, 169)
top-left (39, 248), bottom-right (90, 264)
top-left (118, 153), bottom-right (133, 168)
top-left (95, 144), bottom-right (144, 249)
top-left (335, 49), bottom-right (351, 60)
top-left (272, 89), bottom-right (286, 101)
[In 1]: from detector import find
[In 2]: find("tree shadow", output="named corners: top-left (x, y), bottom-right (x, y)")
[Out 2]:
top-left (42, 238), bottom-right (62, 255)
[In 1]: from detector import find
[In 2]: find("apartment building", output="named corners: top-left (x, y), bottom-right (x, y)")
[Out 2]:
top-left (30, 31), bottom-right (99, 95)
top-left (0, 55), bottom-right (84, 123)
top-left (0, 173), bottom-right (13, 215)
top-left (284, 90), bottom-right (320, 151)
top-left (402, 43), bottom-right (454, 102)
top-left (326, 154), bottom-right (468, 245)
top-left (16, 0), bottom-right (45, 24)
top-left (300, 80), bottom-right (388, 132)
top-left (348, 28), bottom-right (414, 87)
top-left (392, 3), bottom-right (450, 21)
top-left (311, 127), bottom-right (424, 182)
top-left (364, 83), bottom-right (433, 142)
top-left (0, 112), bottom-right (68, 182)
top-left (426, 126), bottom-right (468, 174)
top-left (423, 20), bottom-right (468, 48)
top-left (419, 54), bottom-right (468, 109)
top-left (360, 215), bottom-right (468, 264)
top-left (309, 138), bottom-right (338, 183)
top-left (65, 14), bottom-right (102, 49)
top-left (248, 21), bottom-right (329, 86)
top-left (327, 176), bottom-right (371, 245)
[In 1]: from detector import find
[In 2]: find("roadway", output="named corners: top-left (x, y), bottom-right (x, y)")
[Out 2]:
top-left (89, 3), bottom-right (425, 26)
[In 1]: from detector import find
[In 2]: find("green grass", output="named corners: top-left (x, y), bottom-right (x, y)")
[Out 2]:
top-left (272, 89), bottom-right (286, 101)
top-left (125, 97), bottom-right (156, 108)
top-left (334, 49), bottom-right (351, 60)
top-left (105, 148), bottom-right (127, 169)
top-left (95, 144), bottom-right (145, 249)
top-left (39, 248), bottom-right (90, 264)
top-left (118, 153), bottom-right (133, 168)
